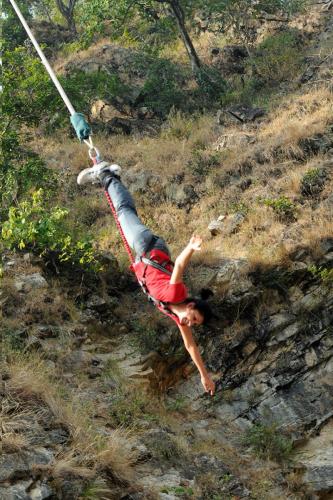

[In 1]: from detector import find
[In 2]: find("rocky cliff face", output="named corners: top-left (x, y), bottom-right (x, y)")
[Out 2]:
top-left (1, 235), bottom-right (332, 498)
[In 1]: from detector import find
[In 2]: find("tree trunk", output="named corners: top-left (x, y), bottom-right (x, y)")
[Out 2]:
top-left (168, 0), bottom-right (201, 75)
top-left (55, 0), bottom-right (77, 34)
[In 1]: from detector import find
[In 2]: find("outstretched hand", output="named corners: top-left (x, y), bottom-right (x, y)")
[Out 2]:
top-left (189, 234), bottom-right (202, 251)
top-left (201, 374), bottom-right (215, 396)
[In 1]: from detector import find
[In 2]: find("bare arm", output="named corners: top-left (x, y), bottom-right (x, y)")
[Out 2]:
top-left (170, 235), bottom-right (202, 285)
top-left (178, 324), bottom-right (215, 395)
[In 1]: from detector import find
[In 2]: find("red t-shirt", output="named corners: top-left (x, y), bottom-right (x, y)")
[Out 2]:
top-left (132, 249), bottom-right (188, 325)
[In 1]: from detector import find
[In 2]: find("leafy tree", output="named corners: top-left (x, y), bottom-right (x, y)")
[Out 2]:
top-left (1, 189), bottom-right (101, 271)
top-left (79, 0), bottom-right (203, 75)
top-left (55, 0), bottom-right (78, 33)
top-left (2, 0), bottom-right (32, 50)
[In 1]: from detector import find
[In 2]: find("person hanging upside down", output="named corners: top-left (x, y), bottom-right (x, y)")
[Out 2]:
top-left (77, 162), bottom-right (216, 396)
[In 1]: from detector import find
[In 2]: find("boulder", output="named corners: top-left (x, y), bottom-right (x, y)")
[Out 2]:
top-left (226, 105), bottom-right (266, 123)
top-left (126, 171), bottom-right (161, 195)
top-left (0, 448), bottom-right (53, 481)
top-left (31, 20), bottom-right (73, 51)
top-left (208, 213), bottom-right (245, 237)
top-left (14, 273), bottom-right (48, 293)
top-left (91, 99), bottom-right (121, 122)
top-left (208, 217), bottom-right (225, 236)
top-left (61, 349), bottom-right (101, 372)
top-left (292, 286), bottom-right (327, 313)
top-left (214, 258), bottom-right (249, 287)
top-left (0, 481), bottom-right (33, 500)
top-left (211, 45), bottom-right (248, 75)
top-left (214, 129), bottom-right (256, 148)
top-left (267, 321), bottom-right (304, 346)
top-left (165, 184), bottom-right (199, 209)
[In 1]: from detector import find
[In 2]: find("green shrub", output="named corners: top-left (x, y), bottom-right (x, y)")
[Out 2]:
top-left (262, 196), bottom-right (296, 222)
top-left (194, 65), bottom-right (226, 103)
top-left (161, 486), bottom-right (194, 497)
top-left (1, 189), bottom-right (101, 271)
top-left (308, 265), bottom-right (333, 283)
top-left (251, 30), bottom-right (303, 83)
top-left (1, 327), bottom-right (27, 352)
top-left (130, 323), bottom-right (161, 353)
top-left (229, 201), bottom-right (249, 216)
top-left (0, 127), bottom-right (58, 220)
top-left (243, 422), bottom-right (293, 462)
top-left (2, 46), bottom-right (125, 131)
top-left (140, 59), bottom-right (186, 116)
top-left (108, 386), bottom-right (156, 427)
top-left (187, 149), bottom-right (221, 179)
top-left (301, 168), bottom-right (327, 197)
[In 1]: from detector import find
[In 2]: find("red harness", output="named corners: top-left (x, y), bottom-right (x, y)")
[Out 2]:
top-left (103, 189), bottom-right (182, 322)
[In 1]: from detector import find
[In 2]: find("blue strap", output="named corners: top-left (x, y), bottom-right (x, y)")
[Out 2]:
top-left (70, 112), bottom-right (91, 141)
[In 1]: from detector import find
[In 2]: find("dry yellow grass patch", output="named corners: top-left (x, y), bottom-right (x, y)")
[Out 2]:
top-left (50, 452), bottom-right (96, 480)
top-left (259, 87), bottom-right (332, 153)
top-left (5, 353), bottom-right (138, 483)
top-left (213, 86), bottom-right (332, 177)
top-left (96, 429), bottom-right (138, 483)
top-left (299, 206), bottom-right (333, 257)
top-left (0, 431), bottom-right (30, 453)
top-left (30, 132), bottom-right (91, 174)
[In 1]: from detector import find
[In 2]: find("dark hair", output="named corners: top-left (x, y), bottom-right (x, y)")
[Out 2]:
top-left (185, 288), bottom-right (215, 324)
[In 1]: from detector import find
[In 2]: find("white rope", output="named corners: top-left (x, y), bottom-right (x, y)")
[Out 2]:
top-left (9, 0), bottom-right (76, 116)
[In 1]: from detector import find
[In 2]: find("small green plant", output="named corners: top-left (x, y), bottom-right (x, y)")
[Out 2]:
top-left (229, 201), bottom-right (249, 216)
top-left (187, 150), bottom-right (221, 179)
top-left (161, 485), bottom-right (194, 497)
top-left (130, 323), bottom-right (161, 353)
top-left (1, 189), bottom-right (101, 271)
top-left (301, 168), bottom-right (327, 197)
top-left (243, 422), bottom-right (293, 463)
top-left (81, 478), bottom-right (112, 499)
top-left (1, 327), bottom-right (27, 352)
top-left (195, 471), bottom-right (234, 500)
top-left (165, 396), bottom-right (188, 413)
top-left (247, 388), bottom-right (262, 406)
top-left (108, 386), bottom-right (157, 428)
top-left (194, 65), bottom-right (226, 102)
top-left (262, 196), bottom-right (296, 222)
top-left (150, 433), bottom-right (182, 461)
top-left (308, 265), bottom-right (333, 283)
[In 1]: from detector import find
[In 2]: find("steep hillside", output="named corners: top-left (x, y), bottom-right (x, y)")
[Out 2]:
top-left (1, 1), bottom-right (333, 499)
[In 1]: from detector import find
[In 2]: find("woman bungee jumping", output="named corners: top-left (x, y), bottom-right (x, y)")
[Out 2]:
top-left (8, 0), bottom-right (215, 395)
top-left (77, 162), bottom-right (216, 396)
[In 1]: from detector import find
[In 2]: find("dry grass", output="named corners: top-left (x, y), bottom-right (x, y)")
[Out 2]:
top-left (258, 87), bottom-right (332, 155)
top-left (50, 452), bottom-right (96, 479)
top-left (190, 426), bottom-right (286, 499)
top-left (96, 430), bottom-right (138, 483)
top-left (0, 431), bottom-right (30, 453)
top-left (27, 78), bottom-right (332, 272)
top-left (5, 353), bottom-right (138, 484)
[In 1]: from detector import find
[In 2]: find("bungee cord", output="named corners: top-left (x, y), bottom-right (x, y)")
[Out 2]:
top-left (9, 0), bottom-right (135, 264)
